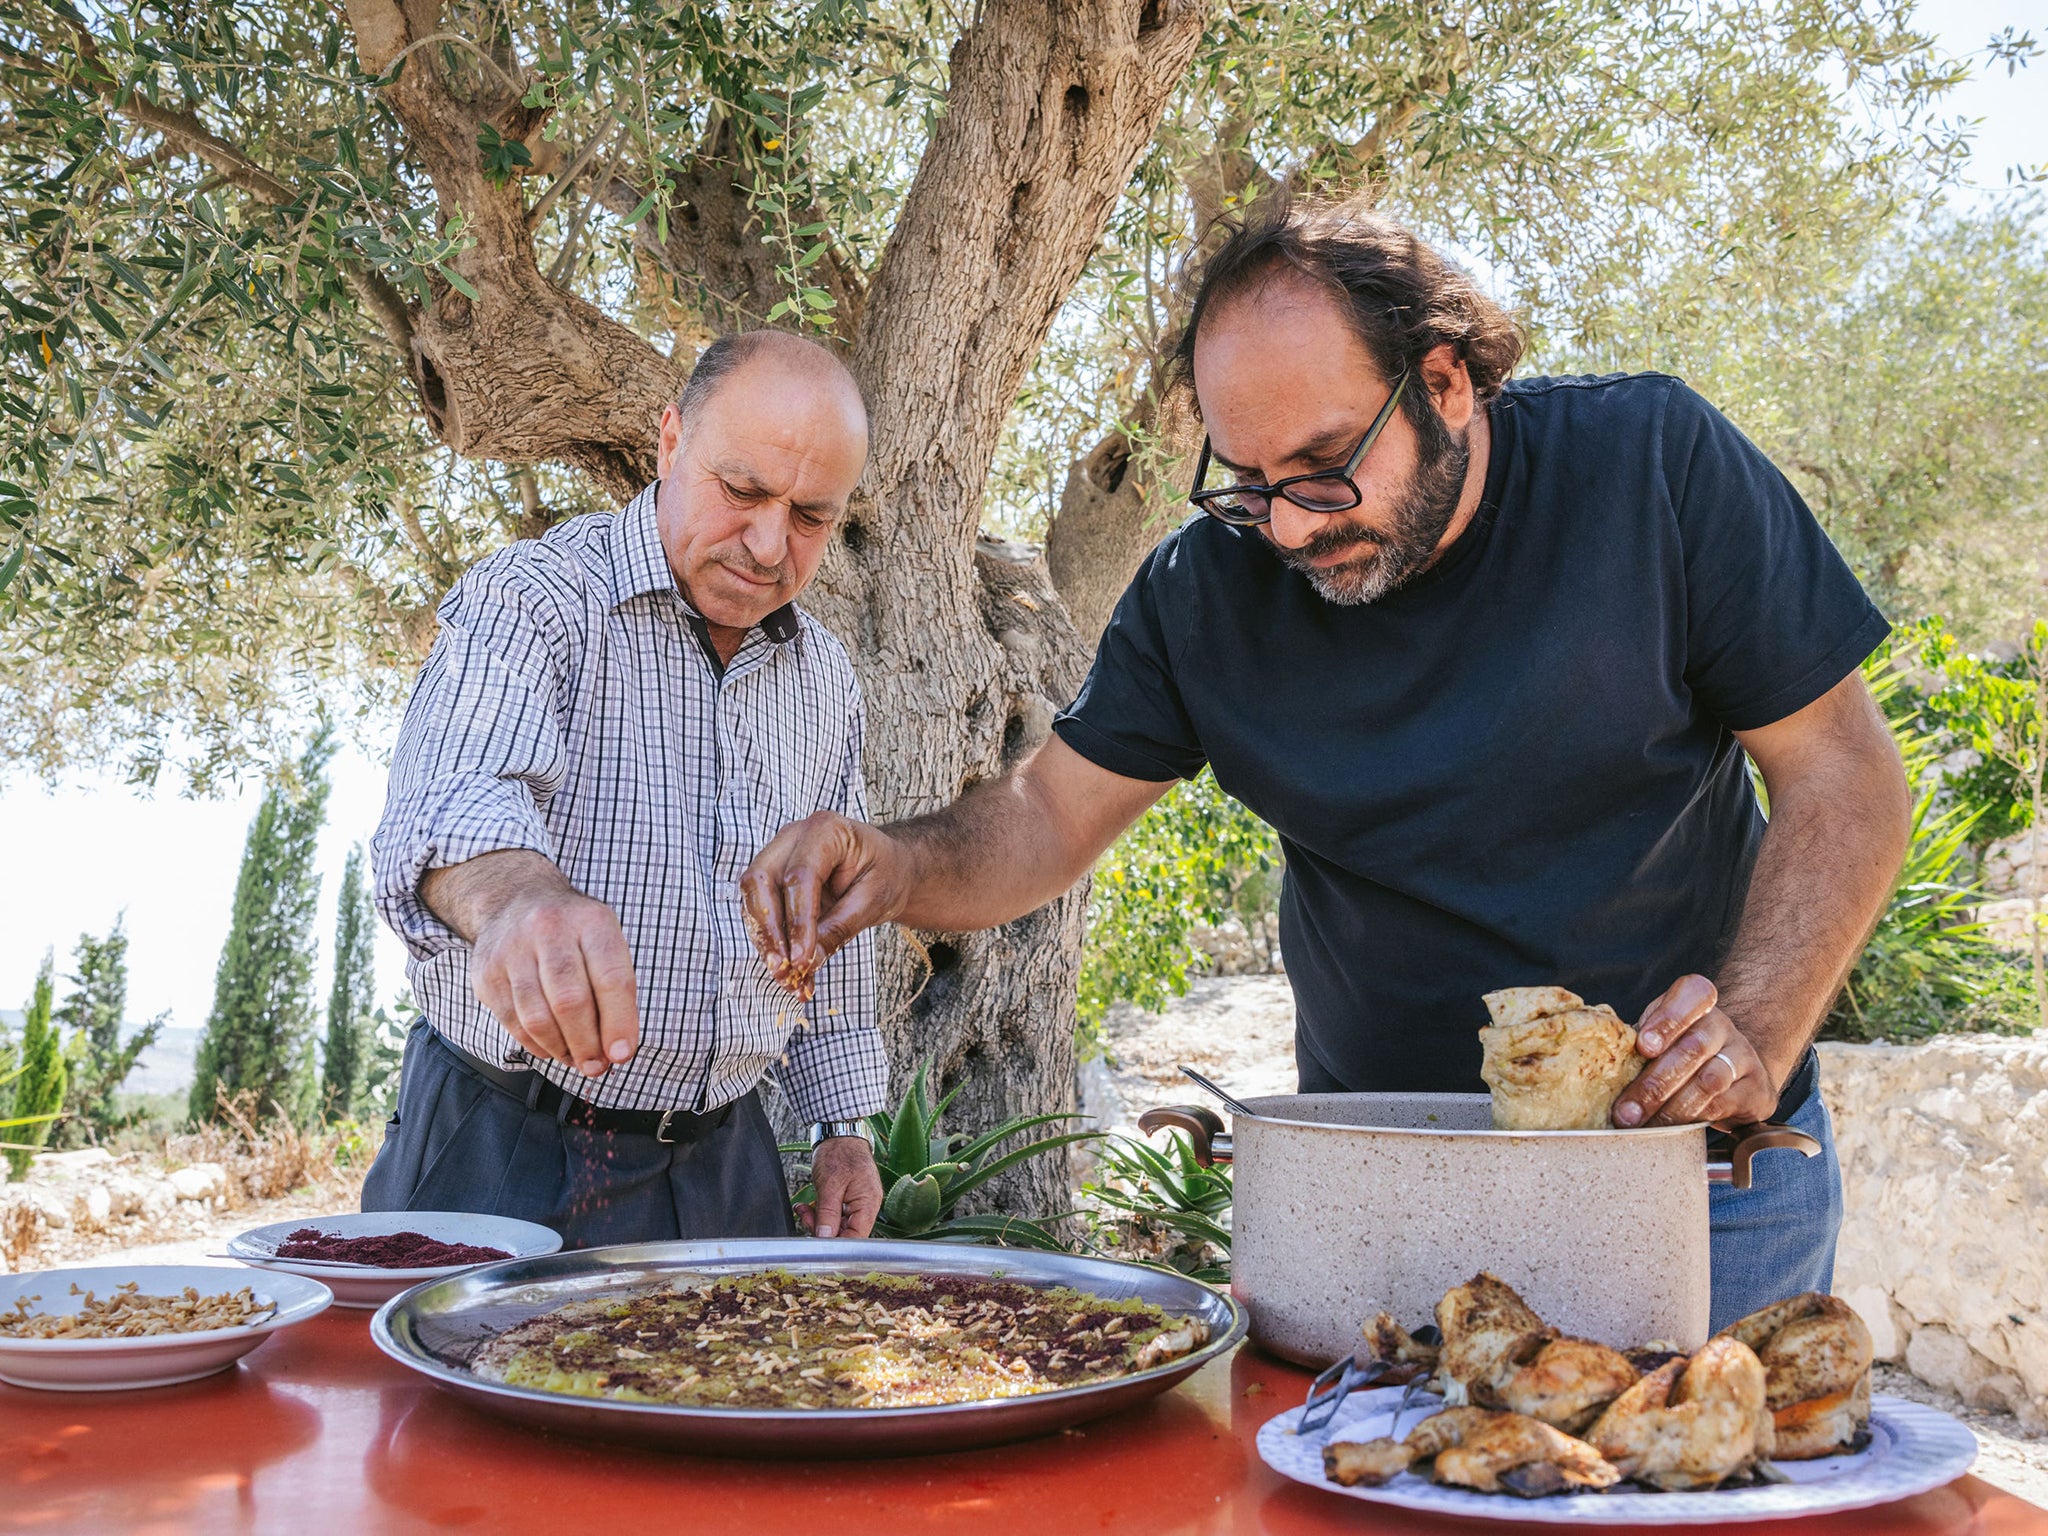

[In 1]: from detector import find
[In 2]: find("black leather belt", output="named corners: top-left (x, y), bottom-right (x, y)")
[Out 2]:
top-left (448, 1040), bottom-right (735, 1144)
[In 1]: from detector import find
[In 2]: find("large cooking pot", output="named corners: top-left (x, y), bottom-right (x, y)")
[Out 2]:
top-left (1137, 1093), bottom-right (1818, 1366)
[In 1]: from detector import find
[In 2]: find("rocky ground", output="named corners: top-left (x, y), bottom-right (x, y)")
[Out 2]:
top-left (1081, 972), bottom-right (1299, 1135)
top-left (1, 1142), bottom-right (370, 1274)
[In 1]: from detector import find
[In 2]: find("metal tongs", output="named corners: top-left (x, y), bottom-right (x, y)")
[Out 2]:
top-left (1299, 1323), bottom-right (1441, 1434)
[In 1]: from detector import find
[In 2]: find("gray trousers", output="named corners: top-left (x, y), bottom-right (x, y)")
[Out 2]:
top-left (361, 1023), bottom-right (797, 1248)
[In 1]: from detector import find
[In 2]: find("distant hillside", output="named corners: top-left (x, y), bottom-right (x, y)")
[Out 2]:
top-left (127, 1025), bottom-right (202, 1096)
top-left (0, 1011), bottom-right (201, 1097)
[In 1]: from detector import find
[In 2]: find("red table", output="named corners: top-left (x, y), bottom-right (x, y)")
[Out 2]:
top-left (3, 1311), bottom-right (2042, 1535)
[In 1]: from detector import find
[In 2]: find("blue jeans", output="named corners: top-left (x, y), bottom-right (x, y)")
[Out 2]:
top-left (1707, 1065), bottom-right (1842, 1331)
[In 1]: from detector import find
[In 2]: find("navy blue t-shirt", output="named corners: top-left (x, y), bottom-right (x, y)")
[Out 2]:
top-left (1053, 373), bottom-right (1889, 1095)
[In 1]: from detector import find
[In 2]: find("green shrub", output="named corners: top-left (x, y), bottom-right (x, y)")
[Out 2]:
top-left (55, 918), bottom-right (163, 1146)
top-left (1078, 771), bottom-right (1280, 1043)
top-left (3, 954), bottom-right (67, 1178)
top-left (1083, 1131), bottom-right (1233, 1283)
top-left (1914, 618), bottom-right (2046, 858)
top-left (1822, 640), bottom-right (2036, 1042)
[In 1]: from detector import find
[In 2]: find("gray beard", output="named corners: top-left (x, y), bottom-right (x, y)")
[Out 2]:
top-left (1274, 410), bottom-right (1470, 606)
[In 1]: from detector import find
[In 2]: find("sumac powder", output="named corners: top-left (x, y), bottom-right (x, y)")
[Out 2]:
top-left (275, 1228), bottom-right (512, 1268)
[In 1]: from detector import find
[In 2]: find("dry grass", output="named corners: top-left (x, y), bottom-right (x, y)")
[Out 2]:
top-left (2, 1202), bottom-right (40, 1269)
top-left (0, 1091), bottom-right (376, 1276)
top-left (165, 1088), bottom-right (372, 1207)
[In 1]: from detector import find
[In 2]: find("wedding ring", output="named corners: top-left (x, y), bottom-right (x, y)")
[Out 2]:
top-left (1711, 1050), bottom-right (1737, 1081)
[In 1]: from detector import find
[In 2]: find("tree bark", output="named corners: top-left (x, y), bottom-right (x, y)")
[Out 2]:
top-left (327, 0), bottom-right (1205, 1216)
top-left (1040, 123), bottom-right (1273, 639)
top-left (814, 0), bottom-right (1206, 1214)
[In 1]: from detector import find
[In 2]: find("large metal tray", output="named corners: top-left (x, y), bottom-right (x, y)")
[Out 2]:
top-left (369, 1237), bottom-right (1246, 1457)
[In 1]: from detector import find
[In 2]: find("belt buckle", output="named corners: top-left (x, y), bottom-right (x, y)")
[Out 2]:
top-left (655, 1108), bottom-right (679, 1145)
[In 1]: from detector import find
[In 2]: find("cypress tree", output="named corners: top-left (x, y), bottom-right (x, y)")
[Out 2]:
top-left (189, 732), bottom-right (334, 1125)
top-left (55, 917), bottom-right (163, 1142)
top-left (320, 844), bottom-right (376, 1121)
top-left (4, 954), bottom-right (66, 1179)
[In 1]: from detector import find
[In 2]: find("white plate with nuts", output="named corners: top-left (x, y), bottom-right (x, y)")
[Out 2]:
top-left (0, 1264), bottom-right (333, 1391)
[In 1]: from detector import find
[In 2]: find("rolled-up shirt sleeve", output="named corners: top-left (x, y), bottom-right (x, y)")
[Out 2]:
top-left (371, 561), bottom-right (572, 961)
top-left (778, 693), bottom-right (890, 1123)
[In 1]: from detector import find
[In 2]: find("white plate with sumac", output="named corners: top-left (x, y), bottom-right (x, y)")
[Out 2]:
top-left (227, 1211), bottom-right (561, 1308)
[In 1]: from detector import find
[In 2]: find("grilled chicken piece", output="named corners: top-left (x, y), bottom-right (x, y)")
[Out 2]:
top-left (1324, 1406), bottom-right (1620, 1496)
top-left (1585, 1337), bottom-right (1775, 1490)
top-left (1432, 1411), bottom-right (1624, 1497)
top-left (1498, 1336), bottom-right (1643, 1434)
top-left (1324, 1437), bottom-right (1426, 1488)
top-left (1324, 1406), bottom-right (1502, 1487)
top-left (1436, 1274), bottom-right (1551, 1405)
top-left (1716, 1293), bottom-right (1875, 1458)
top-left (1405, 1405), bottom-right (1513, 1459)
top-left (1435, 1274), bottom-right (1638, 1431)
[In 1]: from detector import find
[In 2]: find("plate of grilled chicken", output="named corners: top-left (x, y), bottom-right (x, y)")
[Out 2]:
top-left (1258, 1275), bottom-right (1978, 1522)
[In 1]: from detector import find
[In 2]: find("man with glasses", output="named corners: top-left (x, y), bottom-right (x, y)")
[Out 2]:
top-left (740, 198), bottom-right (1911, 1326)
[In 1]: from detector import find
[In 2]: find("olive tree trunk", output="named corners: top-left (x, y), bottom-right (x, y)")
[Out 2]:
top-left (328, 0), bottom-right (1206, 1216)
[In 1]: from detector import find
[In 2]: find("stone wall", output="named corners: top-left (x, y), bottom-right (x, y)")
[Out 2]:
top-left (1821, 1036), bottom-right (2048, 1430)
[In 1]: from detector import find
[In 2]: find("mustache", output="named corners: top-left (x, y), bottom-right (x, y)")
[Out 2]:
top-left (1274, 521), bottom-right (1383, 567)
top-left (713, 545), bottom-right (791, 583)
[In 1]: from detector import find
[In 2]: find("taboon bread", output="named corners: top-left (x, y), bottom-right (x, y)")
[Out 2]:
top-left (1478, 987), bottom-right (1645, 1131)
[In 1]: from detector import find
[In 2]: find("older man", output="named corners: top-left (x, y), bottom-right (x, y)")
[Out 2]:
top-left (365, 330), bottom-right (887, 1247)
top-left (742, 199), bottom-right (1912, 1327)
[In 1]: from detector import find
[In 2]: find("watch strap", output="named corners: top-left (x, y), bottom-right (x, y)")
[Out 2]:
top-left (808, 1118), bottom-right (872, 1148)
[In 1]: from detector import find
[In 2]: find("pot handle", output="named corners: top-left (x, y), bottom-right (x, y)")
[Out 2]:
top-left (1137, 1104), bottom-right (1233, 1167)
top-left (1706, 1123), bottom-right (1821, 1189)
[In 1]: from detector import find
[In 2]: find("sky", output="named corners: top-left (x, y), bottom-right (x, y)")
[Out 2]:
top-left (0, 0), bottom-right (2041, 1046)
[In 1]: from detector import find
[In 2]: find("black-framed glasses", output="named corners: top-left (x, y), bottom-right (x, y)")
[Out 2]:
top-left (1188, 370), bottom-right (1410, 527)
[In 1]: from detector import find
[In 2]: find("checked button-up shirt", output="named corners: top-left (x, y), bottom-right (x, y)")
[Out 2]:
top-left (371, 482), bottom-right (888, 1122)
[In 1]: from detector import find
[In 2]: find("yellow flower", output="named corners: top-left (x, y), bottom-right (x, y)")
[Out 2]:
top-left (764, 138), bottom-right (782, 150)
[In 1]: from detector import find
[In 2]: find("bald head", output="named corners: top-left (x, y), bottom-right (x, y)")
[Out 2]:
top-left (674, 330), bottom-right (867, 440)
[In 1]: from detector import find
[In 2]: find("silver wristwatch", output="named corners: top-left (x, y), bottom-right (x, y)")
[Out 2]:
top-left (808, 1118), bottom-right (872, 1149)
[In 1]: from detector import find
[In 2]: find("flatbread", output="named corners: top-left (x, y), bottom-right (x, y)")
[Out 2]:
top-left (470, 1269), bottom-right (1207, 1409)
top-left (1479, 995), bottom-right (1644, 1131)
top-left (1482, 986), bottom-right (1587, 1030)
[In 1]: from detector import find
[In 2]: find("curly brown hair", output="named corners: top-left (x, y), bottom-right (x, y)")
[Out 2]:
top-left (1174, 195), bottom-right (1525, 421)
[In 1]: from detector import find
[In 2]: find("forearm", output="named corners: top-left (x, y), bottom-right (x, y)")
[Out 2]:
top-left (886, 773), bottom-right (1102, 932)
top-left (741, 735), bottom-right (1171, 971)
top-left (421, 849), bottom-right (575, 944)
top-left (882, 735), bottom-right (1175, 931)
top-left (1715, 764), bottom-right (1909, 1088)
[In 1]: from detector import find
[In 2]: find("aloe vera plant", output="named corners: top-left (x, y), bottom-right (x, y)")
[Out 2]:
top-left (1083, 1131), bottom-right (1234, 1283)
top-left (789, 1062), bottom-right (1097, 1250)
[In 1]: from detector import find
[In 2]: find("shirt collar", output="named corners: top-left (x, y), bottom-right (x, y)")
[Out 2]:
top-left (608, 482), bottom-right (801, 645)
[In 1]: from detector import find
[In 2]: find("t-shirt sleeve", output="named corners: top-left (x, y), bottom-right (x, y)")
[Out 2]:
top-left (1662, 380), bottom-right (1890, 731)
top-left (1052, 538), bottom-right (1207, 782)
